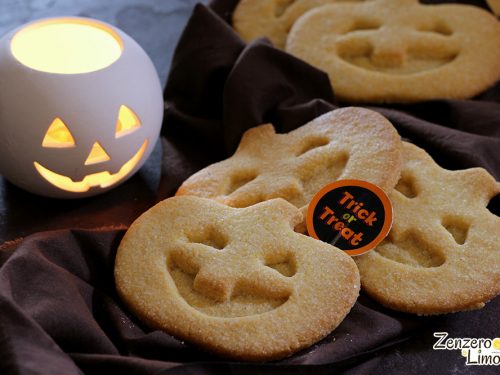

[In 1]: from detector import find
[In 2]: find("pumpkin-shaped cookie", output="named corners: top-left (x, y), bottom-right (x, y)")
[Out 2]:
top-left (286, 0), bottom-right (500, 102)
top-left (115, 196), bottom-right (360, 360)
top-left (356, 142), bottom-right (500, 315)
top-left (176, 107), bottom-right (401, 228)
top-left (233, 0), bottom-right (366, 49)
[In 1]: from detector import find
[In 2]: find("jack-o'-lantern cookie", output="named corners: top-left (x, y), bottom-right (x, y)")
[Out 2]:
top-left (176, 107), bottom-right (401, 228)
top-left (233, 0), bottom-right (366, 49)
top-left (115, 196), bottom-right (360, 361)
top-left (355, 142), bottom-right (500, 315)
top-left (286, 0), bottom-right (500, 102)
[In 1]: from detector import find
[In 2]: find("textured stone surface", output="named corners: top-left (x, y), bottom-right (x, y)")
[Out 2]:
top-left (0, 0), bottom-right (204, 84)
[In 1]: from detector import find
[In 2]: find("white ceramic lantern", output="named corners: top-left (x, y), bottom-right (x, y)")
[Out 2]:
top-left (0, 17), bottom-right (163, 198)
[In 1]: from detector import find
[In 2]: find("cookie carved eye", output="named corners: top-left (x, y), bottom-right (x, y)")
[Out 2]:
top-left (344, 18), bottom-right (381, 34)
top-left (264, 253), bottom-right (296, 277)
top-left (187, 226), bottom-right (227, 250)
top-left (225, 170), bottom-right (258, 195)
top-left (299, 151), bottom-right (349, 197)
top-left (394, 173), bottom-right (418, 199)
top-left (417, 21), bottom-right (453, 36)
top-left (296, 136), bottom-right (329, 156)
top-left (442, 216), bottom-right (469, 245)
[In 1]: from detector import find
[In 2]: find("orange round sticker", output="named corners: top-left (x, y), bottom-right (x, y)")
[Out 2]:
top-left (306, 179), bottom-right (393, 256)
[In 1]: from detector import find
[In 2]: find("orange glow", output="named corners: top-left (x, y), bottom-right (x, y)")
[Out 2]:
top-left (11, 18), bottom-right (123, 74)
top-left (34, 139), bottom-right (148, 192)
top-left (84, 142), bottom-right (110, 165)
top-left (42, 118), bottom-right (76, 148)
top-left (115, 105), bottom-right (141, 137)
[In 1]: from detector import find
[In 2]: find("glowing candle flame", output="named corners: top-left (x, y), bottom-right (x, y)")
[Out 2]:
top-left (11, 18), bottom-right (123, 74)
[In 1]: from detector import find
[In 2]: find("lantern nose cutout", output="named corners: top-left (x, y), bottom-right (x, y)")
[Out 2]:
top-left (84, 141), bottom-right (110, 165)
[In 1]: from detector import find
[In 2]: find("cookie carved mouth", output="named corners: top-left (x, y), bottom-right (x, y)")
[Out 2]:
top-left (34, 140), bottom-right (148, 193)
top-left (168, 262), bottom-right (290, 318)
top-left (336, 40), bottom-right (459, 75)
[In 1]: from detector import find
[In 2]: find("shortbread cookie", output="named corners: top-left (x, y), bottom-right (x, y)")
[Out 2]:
top-left (115, 196), bottom-right (360, 361)
top-left (356, 142), bottom-right (500, 315)
top-left (233, 0), bottom-right (365, 49)
top-left (176, 107), bottom-right (402, 228)
top-left (487, 0), bottom-right (500, 16)
top-left (286, 0), bottom-right (500, 102)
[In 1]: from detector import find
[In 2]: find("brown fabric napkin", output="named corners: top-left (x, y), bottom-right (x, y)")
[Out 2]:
top-left (1, 1), bottom-right (499, 374)
top-left (0, 228), bottom-right (427, 374)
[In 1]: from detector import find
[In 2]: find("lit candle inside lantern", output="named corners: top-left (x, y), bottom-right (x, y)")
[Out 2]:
top-left (11, 19), bottom-right (123, 74)
top-left (0, 17), bottom-right (163, 198)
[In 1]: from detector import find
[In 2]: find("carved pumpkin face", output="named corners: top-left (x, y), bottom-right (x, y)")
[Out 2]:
top-left (115, 196), bottom-right (360, 360)
top-left (286, 0), bottom-right (500, 102)
top-left (176, 108), bottom-right (402, 232)
top-left (0, 17), bottom-right (163, 198)
top-left (34, 105), bottom-right (148, 193)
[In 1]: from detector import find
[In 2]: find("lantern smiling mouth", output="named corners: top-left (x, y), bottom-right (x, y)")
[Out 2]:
top-left (33, 140), bottom-right (148, 193)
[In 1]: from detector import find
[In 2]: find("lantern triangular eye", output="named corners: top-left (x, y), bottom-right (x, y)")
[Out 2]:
top-left (84, 142), bottom-right (110, 165)
top-left (42, 118), bottom-right (76, 148)
top-left (115, 105), bottom-right (141, 138)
